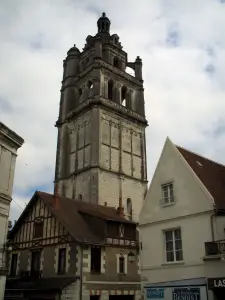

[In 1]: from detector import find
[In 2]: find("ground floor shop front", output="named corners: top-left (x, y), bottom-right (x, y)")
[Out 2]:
top-left (207, 277), bottom-right (225, 300)
top-left (83, 282), bottom-right (141, 300)
top-left (143, 277), bottom-right (209, 300)
top-left (143, 277), bottom-right (225, 300)
top-left (4, 278), bottom-right (141, 300)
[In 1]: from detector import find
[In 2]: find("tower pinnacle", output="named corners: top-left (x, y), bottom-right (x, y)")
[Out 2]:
top-left (97, 12), bottom-right (111, 34)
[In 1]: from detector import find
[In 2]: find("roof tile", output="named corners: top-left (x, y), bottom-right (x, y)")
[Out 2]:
top-left (176, 145), bottom-right (225, 211)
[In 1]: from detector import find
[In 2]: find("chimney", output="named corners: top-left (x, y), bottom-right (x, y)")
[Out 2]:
top-left (104, 202), bottom-right (107, 206)
top-left (53, 182), bottom-right (60, 210)
top-left (54, 182), bottom-right (60, 197)
top-left (117, 197), bottom-right (124, 217)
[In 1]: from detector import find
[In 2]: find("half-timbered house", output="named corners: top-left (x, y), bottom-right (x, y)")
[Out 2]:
top-left (5, 191), bottom-right (141, 300)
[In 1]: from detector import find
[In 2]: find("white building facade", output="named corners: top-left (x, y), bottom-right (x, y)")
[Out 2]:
top-left (0, 122), bottom-right (23, 300)
top-left (139, 137), bottom-right (225, 300)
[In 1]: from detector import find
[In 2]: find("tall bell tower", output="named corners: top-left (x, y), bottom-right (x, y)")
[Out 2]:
top-left (54, 13), bottom-right (148, 221)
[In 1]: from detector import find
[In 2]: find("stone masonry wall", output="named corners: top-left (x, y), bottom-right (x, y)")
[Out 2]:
top-left (99, 109), bottom-right (147, 221)
top-left (69, 111), bottom-right (92, 174)
top-left (99, 171), bottom-right (145, 222)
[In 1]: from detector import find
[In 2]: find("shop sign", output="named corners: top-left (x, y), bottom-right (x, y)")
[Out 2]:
top-left (210, 278), bottom-right (225, 288)
top-left (172, 287), bottom-right (200, 300)
top-left (146, 288), bottom-right (164, 299)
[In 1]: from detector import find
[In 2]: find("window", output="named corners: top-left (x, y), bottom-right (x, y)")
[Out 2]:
top-left (162, 183), bottom-right (174, 204)
top-left (113, 57), bottom-right (119, 67)
top-left (91, 247), bottom-right (101, 273)
top-left (108, 79), bottom-right (113, 100)
top-left (88, 81), bottom-right (93, 89)
top-left (117, 254), bottom-right (127, 274)
top-left (31, 250), bottom-right (41, 272)
top-left (121, 86), bottom-right (127, 107)
top-left (90, 296), bottom-right (100, 300)
top-left (33, 221), bottom-right (43, 239)
top-left (124, 224), bottom-right (136, 240)
top-left (107, 222), bottom-right (119, 237)
top-left (118, 224), bottom-right (124, 237)
top-left (126, 198), bottom-right (132, 221)
top-left (58, 248), bottom-right (66, 274)
top-left (10, 253), bottom-right (18, 277)
top-left (164, 229), bottom-right (183, 262)
top-left (119, 256), bottom-right (125, 273)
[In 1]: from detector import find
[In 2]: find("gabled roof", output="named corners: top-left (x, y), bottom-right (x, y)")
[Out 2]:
top-left (176, 145), bottom-right (225, 211)
top-left (9, 191), bottom-right (135, 244)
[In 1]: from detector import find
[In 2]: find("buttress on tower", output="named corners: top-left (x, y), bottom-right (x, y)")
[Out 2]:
top-left (54, 13), bottom-right (148, 221)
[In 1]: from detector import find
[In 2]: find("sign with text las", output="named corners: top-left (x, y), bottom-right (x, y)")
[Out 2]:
top-left (146, 288), bottom-right (164, 299)
top-left (172, 288), bottom-right (200, 300)
top-left (208, 278), bottom-right (225, 288)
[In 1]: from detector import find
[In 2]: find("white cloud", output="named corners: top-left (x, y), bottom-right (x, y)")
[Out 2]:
top-left (0, 0), bottom-right (224, 220)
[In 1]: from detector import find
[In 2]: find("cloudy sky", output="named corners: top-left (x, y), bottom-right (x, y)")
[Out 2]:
top-left (0, 0), bottom-right (225, 221)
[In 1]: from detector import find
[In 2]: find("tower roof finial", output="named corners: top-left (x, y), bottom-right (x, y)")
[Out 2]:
top-left (97, 12), bottom-right (111, 34)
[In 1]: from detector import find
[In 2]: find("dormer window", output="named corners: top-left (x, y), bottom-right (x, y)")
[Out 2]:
top-left (119, 224), bottom-right (124, 237)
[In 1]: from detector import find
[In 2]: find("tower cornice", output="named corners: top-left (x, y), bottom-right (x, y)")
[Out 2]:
top-left (65, 97), bottom-right (148, 127)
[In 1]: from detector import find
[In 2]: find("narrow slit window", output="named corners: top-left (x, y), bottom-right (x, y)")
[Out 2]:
top-left (121, 86), bottom-right (127, 107)
top-left (108, 80), bottom-right (113, 100)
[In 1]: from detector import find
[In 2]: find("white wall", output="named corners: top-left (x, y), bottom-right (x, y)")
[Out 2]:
top-left (139, 138), bottom-right (213, 226)
top-left (139, 138), bottom-right (225, 286)
top-left (0, 122), bottom-right (23, 300)
top-left (140, 213), bottom-right (212, 283)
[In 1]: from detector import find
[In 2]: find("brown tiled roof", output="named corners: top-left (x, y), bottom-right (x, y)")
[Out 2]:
top-left (176, 145), bottom-right (225, 211)
top-left (9, 191), bottom-right (134, 244)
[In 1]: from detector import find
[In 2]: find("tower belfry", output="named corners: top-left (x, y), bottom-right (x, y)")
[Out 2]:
top-left (54, 13), bottom-right (148, 221)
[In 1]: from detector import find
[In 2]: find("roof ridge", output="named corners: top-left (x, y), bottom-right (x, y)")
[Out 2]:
top-left (37, 191), bottom-right (117, 210)
top-left (175, 144), bottom-right (225, 169)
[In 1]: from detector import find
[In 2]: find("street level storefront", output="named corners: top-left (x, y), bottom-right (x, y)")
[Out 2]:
top-left (4, 276), bottom-right (79, 300)
top-left (85, 283), bottom-right (141, 300)
top-left (208, 277), bottom-right (225, 300)
top-left (144, 278), bottom-right (208, 300)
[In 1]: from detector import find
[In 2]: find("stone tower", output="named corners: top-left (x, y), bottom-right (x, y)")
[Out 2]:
top-left (54, 13), bottom-right (148, 221)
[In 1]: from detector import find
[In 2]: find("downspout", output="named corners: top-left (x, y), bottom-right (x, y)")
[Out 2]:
top-left (210, 207), bottom-right (216, 241)
top-left (79, 245), bottom-right (83, 300)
